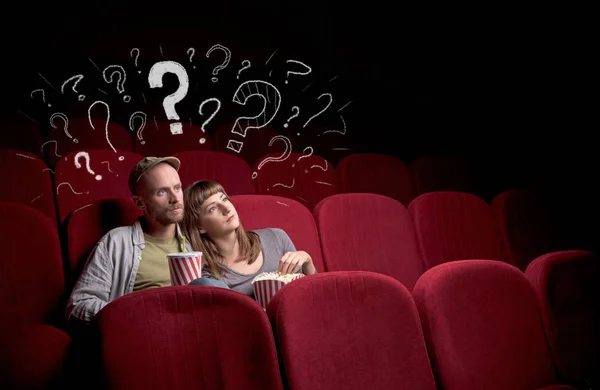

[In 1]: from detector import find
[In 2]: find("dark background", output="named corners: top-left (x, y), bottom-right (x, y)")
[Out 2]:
top-left (0, 1), bottom-right (595, 193)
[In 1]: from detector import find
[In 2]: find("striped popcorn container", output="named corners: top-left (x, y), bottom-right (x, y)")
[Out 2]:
top-left (167, 252), bottom-right (203, 286)
top-left (252, 272), bottom-right (305, 310)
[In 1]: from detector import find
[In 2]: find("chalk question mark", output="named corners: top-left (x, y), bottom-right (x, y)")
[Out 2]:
top-left (237, 60), bottom-right (251, 79)
top-left (285, 59), bottom-right (312, 84)
top-left (130, 48), bottom-right (141, 74)
top-left (292, 146), bottom-right (313, 167)
top-left (129, 111), bottom-right (147, 145)
top-left (206, 44), bottom-right (231, 82)
top-left (88, 100), bottom-right (121, 157)
top-left (187, 48), bottom-right (196, 69)
top-left (148, 61), bottom-right (190, 135)
top-left (31, 89), bottom-right (51, 107)
top-left (227, 80), bottom-right (282, 154)
top-left (103, 65), bottom-right (131, 102)
top-left (74, 151), bottom-right (102, 181)
top-left (304, 93), bottom-right (333, 128)
top-left (252, 135), bottom-right (292, 179)
top-left (50, 112), bottom-right (77, 143)
top-left (284, 106), bottom-right (300, 128)
top-left (198, 98), bottom-right (221, 144)
top-left (61, 74), bottom-right (85, 101)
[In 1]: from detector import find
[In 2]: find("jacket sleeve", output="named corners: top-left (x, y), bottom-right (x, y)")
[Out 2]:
top-left (66, 239), bottom-right (114, 323)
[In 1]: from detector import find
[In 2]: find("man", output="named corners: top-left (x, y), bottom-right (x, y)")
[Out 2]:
top-left (66, 156), bottom-right (189, 323)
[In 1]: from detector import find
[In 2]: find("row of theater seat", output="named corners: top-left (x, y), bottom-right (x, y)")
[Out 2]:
top-left (0, 117), bottom-right (353, 168)
top-left (4, 146), bottom-right (585, 229)
top-left (2, 200), bottom-right (597, 390)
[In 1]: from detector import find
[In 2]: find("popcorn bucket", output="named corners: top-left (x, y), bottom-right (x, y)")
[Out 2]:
top-left (252, 272), bottom-right (304, 310)
top-left (167, 252), bottom-right (203, 286)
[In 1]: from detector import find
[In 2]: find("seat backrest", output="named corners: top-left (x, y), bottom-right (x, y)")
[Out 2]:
top-left (0, 148), bottom-right (57, 222)
top-left (267, 271), bottom-right (437, 390)
top-left (0, 119), bottom-right (45, 159)
top-left (492, 189), bottom-right (568, 270)
top-left (174, 150), bottom-right (255, 194)
top-left (231, 194), bottom-right (324, 272)
top-left (47, 117), bottom-right (133, 167)
top-left (66, 198), bottom-right (142, 288)
top-left (0, 202), bottom-right (64, 327)
top-left (54, 150), bottom-right (144, 222)
top-left (313, 193), bottom-right (424, 290)
top-left (214, 123), bottom-right (283, 167)
top-left (96, 286), bottom-right (284, 390)
top-left (411, 154), bottom-right (477, 195)
top-left (254, 152), bottom-right (338, 211)
top-left (409, 191), bottom-right (508, 270)
top-left (336, 153), bottom-right (416, 206)
top-left (412, 260), bottom-right (559, 390)
top-left (134, 121), bottom-right (214, 156)
top-left (525, 250), bottom-right (600, 388)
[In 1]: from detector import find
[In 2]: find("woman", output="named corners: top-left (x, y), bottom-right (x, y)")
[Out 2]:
top-left (182, 180), bottom-right (317, 296)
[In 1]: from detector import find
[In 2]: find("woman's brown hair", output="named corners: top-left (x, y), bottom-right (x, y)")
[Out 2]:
top-left (182, 180), bottom-right (261, 278)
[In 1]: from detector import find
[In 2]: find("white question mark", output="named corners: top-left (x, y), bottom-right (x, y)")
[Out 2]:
top-left (31, 89), bottom-right (51, 107)
top-left (284, 106), bottom-right (300, 128)
top-left (88, 100), bottom-right (119, 156)
top-left (252, 135), bottom-right (292, 179)
top-left (102, 65), bottom-right (131, 102)
top-left (292, 146), bottom-right (313, 168)
top-left (129, 111), bottom-right (147, 145)
top-left (50, 112), bottom-right (77, 143)
top-left (227, 80), bottom-right (282, 154)
top-left (237, 60), bottom-right (251, 79)
top-left (285, 59), bottom-right (312, 84)
top-left (304, 93), bottom-right (333, 128)
top-left (187, 48), bottom-right (196, 69)
top-left (198, 98), bottom-right (221, 144)
top-left (61, 74), bottom-right (86, 101)
top-left (205, 44), bottom-right (231, 82)
top-left (74, 151), bottom-right (102, 181)
top-left (130, 48), bottom-right (141, 74)
top-left (148, 61), bottom-right (190, 135)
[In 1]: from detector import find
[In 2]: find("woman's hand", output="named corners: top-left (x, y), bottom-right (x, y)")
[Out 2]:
top-left (278, 251), bottom-right (316, 275)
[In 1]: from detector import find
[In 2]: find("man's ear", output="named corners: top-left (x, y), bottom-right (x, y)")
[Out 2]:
top-left (133, 196), bottom-right (144, 209)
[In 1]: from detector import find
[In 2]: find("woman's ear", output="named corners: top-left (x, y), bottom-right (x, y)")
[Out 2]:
top-left (199, 226), bottom-right (206, 234)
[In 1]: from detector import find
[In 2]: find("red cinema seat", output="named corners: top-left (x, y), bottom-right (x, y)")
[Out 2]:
top-left (267, 271), bottom-right (437, 390)
top-left (214, 123), bottom-right (283, 167)
top-left (313, 193), bottom-right (424, 290)
top-left (408, 191), bottom-right (508, 270)
top-left (174, 150), bottom-right (255, 194)
top-left (413, 260), bottom-right (578, 390)
top-left (96, 286), bottom-right (284, 390)
top-left (54, 150), bottom-right (144, 223)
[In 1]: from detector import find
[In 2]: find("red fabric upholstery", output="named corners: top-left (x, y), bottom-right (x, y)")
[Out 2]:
top-left (267, 271), bottom-right (437, 390)
top-left (408, 191), bottom-right (508, 270)
top-left (0, 119), bottom-right (45, 159)
top-left (413, 260), bottom-right (563, 390)
top-left (174, 150), bottom-right (255, 194)
top-left (286, 123), bottom-right (356, 166)
top-left (214, 123), bottom-right (282, 167)
top-left (0, 202), bottom-right (64, 325)
top-left (134, 121), bottom-right (214, 156)
top-left (47, 118), bottom-right (134, 167)
top-left (66, 198), bottom-right (142, 287)
top-left (254, 152), bottom-right (338, 210)
top-left (313, 193), bottom-right (424, 290)
top-left (230, 194), bottom-right (324, 272)
top-left (336, 153), bottom-right (416, 206)
top-left (96, 286), bottom-right (283, 390)
top-left (0, 149), bottom-right (57, 222)
top-left (411, 154), bottom-right (477, 195)
top-left (492, 189), bottom-right (563, 270)
top-left (0, 324), bottom-right (71, 390)
top-left (54, 150), bottom-right (144, 222)
top-left (526, 250), bottom-right (600, 388)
